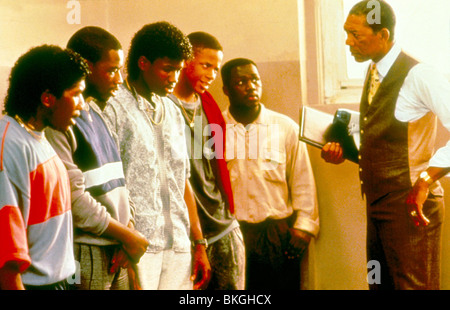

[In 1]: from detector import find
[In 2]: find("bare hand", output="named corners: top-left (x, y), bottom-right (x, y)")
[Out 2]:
top-left (321, 142), bottom-right (345, 164)
top-left (121, 229), bottom-right (149, 264)
top-left (127, 264), bottom-right (142, 290)
top-left (110, 248), bottom-right (130, 274)
top-left (285, 228), bottom-right (312, 260)
top-left (406, 180), bottom-right (430, 226)
top-left (191, 245), bottom-right (212, 290)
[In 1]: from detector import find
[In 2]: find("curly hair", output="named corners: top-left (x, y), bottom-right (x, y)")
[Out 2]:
top-left (127, 21), bottom-right (192, 80)
top-left (3, 45), bottom-right (90, 120)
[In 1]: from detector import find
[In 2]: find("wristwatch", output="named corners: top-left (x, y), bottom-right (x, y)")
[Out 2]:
top-left (419, 171), bottom-right (433, 185)
top-left (192, 238), bottom-right (208, 249)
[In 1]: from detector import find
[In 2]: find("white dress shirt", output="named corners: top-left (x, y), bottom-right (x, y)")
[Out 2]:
top-left (394, 50), bottom-right (450, 168)
top-left (368, 41), bottom-right (450, 169)
top-left (223, 104), bottom-right (319, 236)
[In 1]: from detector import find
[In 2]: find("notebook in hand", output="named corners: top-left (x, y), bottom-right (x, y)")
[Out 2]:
top-left (299, 105), bottom-right (360, 163)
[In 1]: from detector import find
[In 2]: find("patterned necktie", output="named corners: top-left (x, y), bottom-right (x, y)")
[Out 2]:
top-left (367, 63), bottom-right (380, 105)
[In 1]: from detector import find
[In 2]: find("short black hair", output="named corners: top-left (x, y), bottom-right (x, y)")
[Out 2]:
top-left (4, 45), bottom-right (90, 120)
top-left (221, 58), bottom-right (257, 88)
top-left (349, 0), bottom-right (396, 41)
top-left (67, 26), bottom-right (122, 63)
top-left (187, 31), bottom-right (223, 52)
top-left (127, 21), bottom-right (192, 80)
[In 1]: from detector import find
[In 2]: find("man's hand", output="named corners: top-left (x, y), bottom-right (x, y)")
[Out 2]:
top-left (321, 142), bottom-right (345, 164)
top-left (0, 262), bottom-right (25, 290)
top-left (191, 245), bottom-right (211, 290)
top-left (286, 229), bottom-right (312, 260)
top-left (406, 179), bottom-right (430, 227)
top-left (109, 247), bottom-right (130, 274)
top-left (103, 219), bottom-right (149, 265)
top-left (110, 248), bottom-right (143, 289)
top-left (121, 228), bottom-right (149, 264)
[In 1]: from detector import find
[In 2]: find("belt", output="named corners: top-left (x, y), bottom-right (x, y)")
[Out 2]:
top-left (207, 219), bottom-right (240, 245)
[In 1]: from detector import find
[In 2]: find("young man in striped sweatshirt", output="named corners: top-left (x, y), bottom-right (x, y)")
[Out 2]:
top-left (45, 27), bottom-right (149, 290)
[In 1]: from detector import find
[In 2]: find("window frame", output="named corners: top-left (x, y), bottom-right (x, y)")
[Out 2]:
top-left (315, 0), bottom-right (450, 105)
top-left (319, 0), bottom-right (366, 105)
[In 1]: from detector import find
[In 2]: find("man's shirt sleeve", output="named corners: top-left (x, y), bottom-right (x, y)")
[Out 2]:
top-left (396, 64), bottom-right (450, 168)
top-left (0, 168), bottom-right (30, 272)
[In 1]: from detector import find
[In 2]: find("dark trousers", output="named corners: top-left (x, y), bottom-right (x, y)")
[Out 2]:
top-left (239, 217), bottom-right (301, 290)
top-left (25, 279), bottom-right (72, 290)
top-left (367, 190), bottom-right (444, 290)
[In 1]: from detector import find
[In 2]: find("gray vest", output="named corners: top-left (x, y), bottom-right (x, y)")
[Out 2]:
top-left (359, 51), bottom-right (419, 205)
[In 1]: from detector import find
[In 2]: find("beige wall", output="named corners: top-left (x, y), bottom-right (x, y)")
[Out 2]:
top-left (1, 0), bottom-right (449, 290)
top-left (0, 0), bottom-right (302, 120)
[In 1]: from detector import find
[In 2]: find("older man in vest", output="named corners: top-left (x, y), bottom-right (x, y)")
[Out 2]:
top-left (322, 0), bottom-right (450, 290)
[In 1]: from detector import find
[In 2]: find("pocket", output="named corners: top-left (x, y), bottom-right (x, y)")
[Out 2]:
top-left (261, 148), bottom-right (286, 182)
top-left (422, 194), bottom-right (444, 225)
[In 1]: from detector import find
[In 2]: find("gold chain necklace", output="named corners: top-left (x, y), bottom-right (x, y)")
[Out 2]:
top-left (176, 95), bottom-right (200, 128)
top-left (142, 96), bottom-right (165, 126)
top-left (14, 115), bottom-right (44, 141)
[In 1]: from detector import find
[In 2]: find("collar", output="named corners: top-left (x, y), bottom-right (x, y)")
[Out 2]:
top-left (124, 79), bottom-right (158, 111)
top-left (168, 93), bottom-right (202, 111)
top-left (83, 96), bottom-right (111, 123)
top-left (225, 103), bottom-right (266, 126)
top-left (373, 41), bottom-right (401, 80)
top-left (84, 96), bottom-right (97, 112)
top-left (12, 115), bottom-right (45, 141)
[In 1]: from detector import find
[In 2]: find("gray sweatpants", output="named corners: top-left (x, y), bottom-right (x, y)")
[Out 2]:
top-left (73, 243), bottom-right (129, 290)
